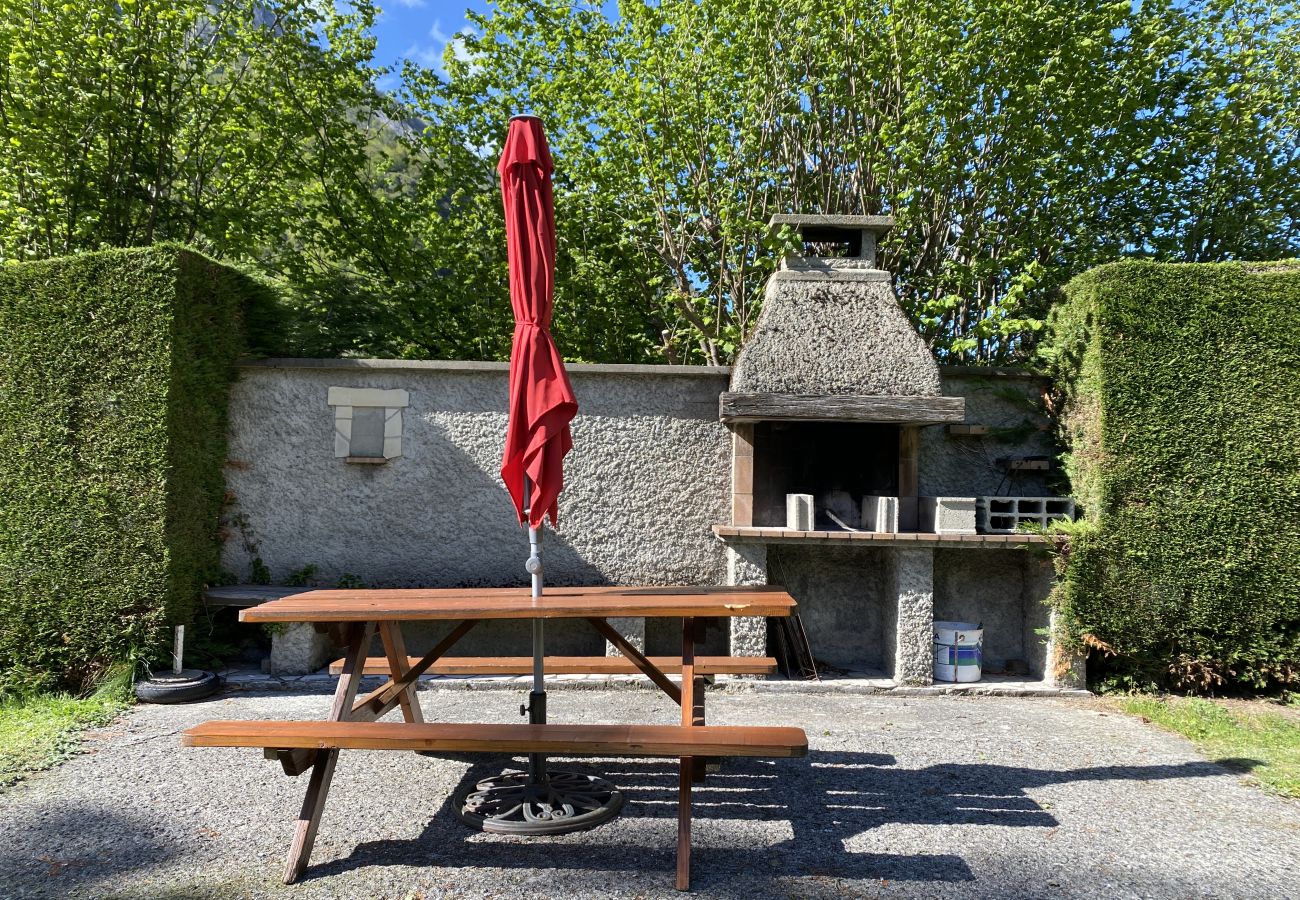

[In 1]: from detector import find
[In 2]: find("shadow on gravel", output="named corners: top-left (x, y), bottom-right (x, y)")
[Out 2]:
top-left (0, 806), bottom-right (179, 894)
top-left (304, 749), bottom-right (1232, 890)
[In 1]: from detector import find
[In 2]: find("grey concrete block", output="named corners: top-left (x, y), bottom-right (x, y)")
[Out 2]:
top-left (786, 493), bottom-right (815, 531)
top-left (269, 622), bottom-right (340, 675)
top-left (979, 496), bottom-right (1076, 534)
top-left (863, 495), bottom-right (899, 532)
top-left (920, 497), bottom-right (977, 534)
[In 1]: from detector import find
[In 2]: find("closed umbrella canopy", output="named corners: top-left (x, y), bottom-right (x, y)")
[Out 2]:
top-left (498, 115), bottom-right (577, 528)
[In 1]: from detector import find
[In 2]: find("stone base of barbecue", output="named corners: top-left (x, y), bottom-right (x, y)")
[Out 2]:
top-left (720, 539), bottom-right (1082, 689)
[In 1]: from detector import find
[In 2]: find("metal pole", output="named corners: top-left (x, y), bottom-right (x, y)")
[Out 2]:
top-left (523, 478), bottom-right (546, 781)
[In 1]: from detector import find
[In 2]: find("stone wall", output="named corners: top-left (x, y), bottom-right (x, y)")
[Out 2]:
top-left (221, 359), bottom-right (731, 656)
top-left (222, 359), bottom-right (1064, 671)
top-left (920, 368), bottom-right (1054, 498)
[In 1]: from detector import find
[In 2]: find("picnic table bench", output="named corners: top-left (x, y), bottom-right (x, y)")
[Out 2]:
top-left (182, 585), bottom-right (806, 891)
top-left (327, 654), bottom-right (778, 676)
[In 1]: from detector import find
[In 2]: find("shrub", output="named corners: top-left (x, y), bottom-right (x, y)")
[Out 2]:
top-left (0, 245), bottom-right (282, 690)
top-left (1042, 260), bottom-right (1300, 691)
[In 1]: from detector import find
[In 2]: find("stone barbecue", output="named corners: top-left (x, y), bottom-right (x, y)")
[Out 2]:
top-left (712, 215), bottom-right (1071, 686)
top-left (723, 214), bottom-right (963, 533)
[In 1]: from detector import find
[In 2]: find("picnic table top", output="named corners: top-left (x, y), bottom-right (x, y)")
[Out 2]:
top-left (239, 585), bottom-right (796, 623)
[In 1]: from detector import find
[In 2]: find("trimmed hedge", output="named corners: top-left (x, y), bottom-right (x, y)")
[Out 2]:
top-left (0, 245), bottom-right (282, 692)
top-left (1043, 260), bottom-right (1300, 691)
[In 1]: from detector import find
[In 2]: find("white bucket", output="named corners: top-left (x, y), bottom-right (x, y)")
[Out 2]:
top-left (933, 620), bottom-right (983, 683)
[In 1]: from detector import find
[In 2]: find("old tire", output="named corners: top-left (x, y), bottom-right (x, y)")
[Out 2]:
top-left (134, 669), bottom-right (221, 704)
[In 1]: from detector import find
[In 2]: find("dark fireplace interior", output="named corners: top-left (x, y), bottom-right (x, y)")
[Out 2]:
top-left (752, 421), bottom-right (899, 528)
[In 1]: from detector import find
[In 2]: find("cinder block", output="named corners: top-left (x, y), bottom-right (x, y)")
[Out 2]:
top-left (977, 496), bottom-right (1077, 534)
top-left (919, 497), bottom-right (977, 534)
top-left (786, 493), bottom-right (815, 531)
top-left (862, 495), bottom-right (899, 532)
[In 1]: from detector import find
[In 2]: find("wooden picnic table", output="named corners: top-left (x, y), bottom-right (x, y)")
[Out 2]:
top-left (183, 585), bottom-right (806, 891)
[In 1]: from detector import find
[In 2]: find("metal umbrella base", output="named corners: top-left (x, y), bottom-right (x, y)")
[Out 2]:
top-left (457, 768), bottom-right (624, 835)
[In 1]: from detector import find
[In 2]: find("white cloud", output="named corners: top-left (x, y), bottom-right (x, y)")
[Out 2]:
top-left (390, 0), bottom-right (426, 8)
top-left (407, 20), bottom-right (477, 75)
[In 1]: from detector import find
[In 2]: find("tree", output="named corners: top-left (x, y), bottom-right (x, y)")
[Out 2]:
top-left (408, 0), bottom-right (1300, 364)
top-left (0, 0), bottom-right (414, 351)
top-left (2, 0), bottom-right (1296, 365)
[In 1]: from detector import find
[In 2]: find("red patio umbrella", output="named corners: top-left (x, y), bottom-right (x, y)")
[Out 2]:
top-left (498, 115), bottom-right (577, 530)
top-left (458, 115), bottom-right (621, 835)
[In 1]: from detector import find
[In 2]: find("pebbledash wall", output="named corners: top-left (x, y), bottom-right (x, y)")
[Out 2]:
top-left (222, 357), bottom-right (1063, 677)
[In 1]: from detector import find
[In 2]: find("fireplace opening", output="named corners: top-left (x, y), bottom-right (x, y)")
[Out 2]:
top-left (752, 421), bottom-right (899, 529)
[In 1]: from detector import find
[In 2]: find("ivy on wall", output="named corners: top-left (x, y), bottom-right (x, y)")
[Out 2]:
top-left (1042, 260), bottom-right (1300, 691)
top-left (0, 245), bottom-right (283, 692)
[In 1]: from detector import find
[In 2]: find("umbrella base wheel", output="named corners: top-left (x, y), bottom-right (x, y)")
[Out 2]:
top-left (457, 769), bottom-right (623, 835)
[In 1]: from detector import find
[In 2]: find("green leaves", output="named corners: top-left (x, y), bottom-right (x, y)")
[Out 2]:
top-left (1044, 260), bottom-right (1300, 690)
top-left (0, 0), bottom-right (1295, 364)
top-left (402, 0), bottom-right (1299, 365)
top-left (0, 0), bottom-right (411, 352)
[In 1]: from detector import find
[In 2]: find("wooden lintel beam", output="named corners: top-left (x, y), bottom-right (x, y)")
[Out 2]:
top-left (719, 392), bottom-right (964, 425)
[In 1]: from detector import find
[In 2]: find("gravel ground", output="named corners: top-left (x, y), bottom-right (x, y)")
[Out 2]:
top-left (1, 687), bottom-right (1298, 900)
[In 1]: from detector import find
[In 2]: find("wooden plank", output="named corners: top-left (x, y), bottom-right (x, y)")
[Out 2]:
top-left (266, 747), bottom-right (315, 777)
top-left (677, 756), bottom-right (692, 891)
top-left (351, 620), bottom-right (477, 722)
top-left (586, 619), bottom-right (682, 705)
top-left (240, 585), bottom-right (797, 624)
top-left (680, 619), bottom-right (696, 729)
top-left (327, 655), bottom-right (779, 677)
top-left (678, 617), bottom-right (697, 890)
top-left (182, 721), bottom-right (809, 758)
top-left (378, 622), bottom-right (423, 725)
top-left (719, 392), bottom-right (964, 424)
top-left (898, 426), bottom-right (919, 531)
top-left (284, 621), bottom-right (373, 885)
top-left (686, 618), bottom-right (707, 784)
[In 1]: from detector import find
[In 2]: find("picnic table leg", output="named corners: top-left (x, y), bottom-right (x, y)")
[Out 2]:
top-left (379, 621), bottom-right (424, 724)
top-left (677, 616), bottom-right (696, 891)
top-left (284, 621), bottom-right (374, 885)
top-left (690, 619), bottom-right (707, 783)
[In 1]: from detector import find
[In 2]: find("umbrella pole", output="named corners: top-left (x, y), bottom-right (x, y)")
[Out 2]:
top-left (457, 475), bottom-right (623, 834)
top-left (524, 478), bottom-right (546, 782)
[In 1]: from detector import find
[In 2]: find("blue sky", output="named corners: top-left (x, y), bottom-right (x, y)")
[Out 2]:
top-left (369, 0), bottom-right (491, 88)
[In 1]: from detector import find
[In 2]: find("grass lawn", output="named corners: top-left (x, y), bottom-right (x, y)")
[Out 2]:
top-left (0, 678), bottom-right (129, 789)
top-left (1121, 695), bottom-right (1300, 798)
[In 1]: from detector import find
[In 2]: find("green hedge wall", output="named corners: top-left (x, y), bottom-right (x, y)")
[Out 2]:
top-left (1043, 260), bottom-right (1300, 691)
top-left (0, 245), bottom-right (282, 691)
